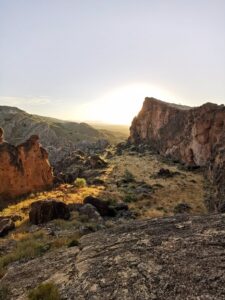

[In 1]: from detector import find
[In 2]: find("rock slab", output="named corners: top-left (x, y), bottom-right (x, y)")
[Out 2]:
top-left (1, 214), bottom-right (225, 299)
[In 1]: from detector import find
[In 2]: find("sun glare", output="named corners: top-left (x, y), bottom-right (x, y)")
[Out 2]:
top-left (79, 83), bottom-right (176, 125)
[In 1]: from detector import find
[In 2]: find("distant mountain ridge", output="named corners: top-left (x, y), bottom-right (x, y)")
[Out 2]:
top-left (0, 105), bottom-right (126, 163)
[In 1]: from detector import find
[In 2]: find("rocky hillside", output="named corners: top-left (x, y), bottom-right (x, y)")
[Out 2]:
top-left (129, 97), bottom-right (225, 210)
top-left (1, 213), bottom-right (225, 299)
top-left (0, 106), bottom-right (127, 164)
top-left (0, 130), bottom-right (53, 203)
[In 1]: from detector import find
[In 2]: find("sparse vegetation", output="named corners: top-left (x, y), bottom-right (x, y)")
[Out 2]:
top-left (0, 231), bottom-right (50, 274)
top-left (0, 285), bottom-right (10, 300)
top-left (123, 193), bottom-right (137, 203)
top-left (123, 169), bottom-right (135, 183)
top-left (28, 282), bottom-right (60, 300)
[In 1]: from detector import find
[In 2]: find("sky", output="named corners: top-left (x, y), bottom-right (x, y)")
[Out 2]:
top-left (0, 0), bottom-right (225, 124)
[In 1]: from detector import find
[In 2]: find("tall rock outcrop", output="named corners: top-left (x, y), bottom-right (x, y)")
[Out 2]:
top-left (0, 129), bottom-right (53, 201)
top-left (129, 97), bottom-right (225, 209)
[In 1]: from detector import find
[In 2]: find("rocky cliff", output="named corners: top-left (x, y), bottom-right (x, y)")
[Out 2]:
top-left (129, 98), bottom-right (225, 209)
top-left (0, 129), bottom-right (53, 201)
top-left (1, 213), bottom-right (225, 299)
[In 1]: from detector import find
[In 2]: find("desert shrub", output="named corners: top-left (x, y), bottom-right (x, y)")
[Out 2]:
top-left (123, 194), bottom-right (136, 203)
top-left (28, 282), bottom-right (60, 300)
top-left (0, 286), bottom-right (10, 300)
top-left (74, 178), bottom-right (87, 188)
top-left (67, 239), bottom-right (79, 248)
top-left (123, 170), bottom-right (135, 183)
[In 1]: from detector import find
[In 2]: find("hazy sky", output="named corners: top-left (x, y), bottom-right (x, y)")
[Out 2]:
top-left (0, 0), bottom-right (225, 124)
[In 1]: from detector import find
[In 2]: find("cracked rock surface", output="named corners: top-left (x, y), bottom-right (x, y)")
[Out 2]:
top-left (1, 213), bottom-right (225, 299)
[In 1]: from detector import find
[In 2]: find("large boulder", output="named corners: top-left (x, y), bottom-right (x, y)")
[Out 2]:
top-left (29, 200), bottom-right (70, 225)
top-left (83, 196), bottom-right (116, 217)
top-left (0, 217), bottom-right (15, 237)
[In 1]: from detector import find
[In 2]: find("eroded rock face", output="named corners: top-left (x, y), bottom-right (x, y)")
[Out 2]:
top-left (0, 217), bottom-right (15, 237)
top-left (1, 214), bottom-right (225, 299)
top-left (129, 98), bottom-right (225, 209)
top-left (0, 131), bottom-right (53, 201)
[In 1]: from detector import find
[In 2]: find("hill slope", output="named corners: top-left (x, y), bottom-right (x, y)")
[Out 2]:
top-left (0, 106), bottom-right (126, 163)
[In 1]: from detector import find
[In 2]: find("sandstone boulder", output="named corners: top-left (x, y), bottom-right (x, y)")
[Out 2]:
top-left (29, 200), bottom-right (70, 225)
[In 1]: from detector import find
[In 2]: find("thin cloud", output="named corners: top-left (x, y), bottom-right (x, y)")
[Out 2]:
top-left (0, 96), bottom-right (51, 106)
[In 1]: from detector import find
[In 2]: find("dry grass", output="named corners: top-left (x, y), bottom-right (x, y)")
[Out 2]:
top-left (98, 152), bottom-right (207, 217)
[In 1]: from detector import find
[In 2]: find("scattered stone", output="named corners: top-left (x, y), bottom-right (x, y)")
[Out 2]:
top-left (157, 168), bottom-right (178, 178)
top-left (0, 217), bottom-right (15, 237)
top-left (84, 196), bottom-right (116, 217)
top-left (85, 155), bottom-right (108, 169)
top-left (79, 204), bottom-right (103, 222)
top-left (90, 178), bottom-right (105, 185)
top-left (174, 203), bottom-right (192, 214)
top-left (29, 199), bottom-right (70, 225)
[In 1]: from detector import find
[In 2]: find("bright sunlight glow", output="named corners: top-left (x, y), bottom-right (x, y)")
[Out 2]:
top-left (72, 83), bottom-right (177, 125)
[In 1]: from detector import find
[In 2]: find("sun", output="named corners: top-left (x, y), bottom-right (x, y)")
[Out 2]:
top-left (72, 83), bottom-right (176, 125)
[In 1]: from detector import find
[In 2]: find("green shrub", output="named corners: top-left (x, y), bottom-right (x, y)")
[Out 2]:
top-left (0, 286), bottom-right (10, 300)
top-left (124, 194), bottom-right (136, 203)
top-left (123, 170), bottom-right (135, 183)
top-left (74, 178), bottom-right (87, 188)
top-left (67, 239), bottom-right (79, 248)
top-left (28, 282), bottom-right (60, 300)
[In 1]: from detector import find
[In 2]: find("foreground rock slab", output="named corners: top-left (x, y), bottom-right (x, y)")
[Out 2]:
top-left (2, 213), bottom-right (225, 299)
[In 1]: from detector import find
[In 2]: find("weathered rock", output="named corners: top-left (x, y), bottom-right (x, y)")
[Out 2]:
top-left (129, 98), bottom-right (225, 209)
top-left (83, 196), bottom-right (116, 217)
top-left (0, 132), bottom-right (53, 201)
top-left (85, 155), bottom-right (108, 169)
top-left (79, 204), bottom-right (103, 222)
top-left (0, 217), bottom-right (15, 237)
top-left (2, 214), bottom-right (225, 299)
top-left (29, 200), bottom-right (70, 225)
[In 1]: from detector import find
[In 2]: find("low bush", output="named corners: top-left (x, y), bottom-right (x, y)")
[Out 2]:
top-left (74, 178), bottom-right (87, 188)
top-left (28, 282), bottom-right (60, 300)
